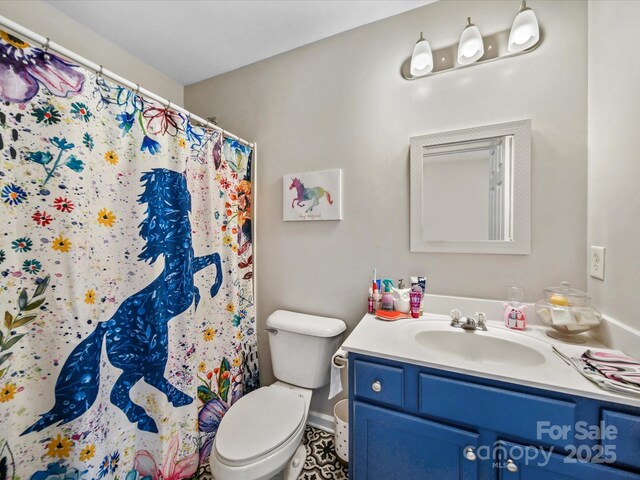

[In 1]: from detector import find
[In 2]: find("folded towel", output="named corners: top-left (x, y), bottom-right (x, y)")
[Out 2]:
top-left (552, 344), bottom-right (640, 396)
top-left (582, 349), bottom-right (640, 389)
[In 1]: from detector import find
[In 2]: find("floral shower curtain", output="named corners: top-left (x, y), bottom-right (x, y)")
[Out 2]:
top-left (0, 29), bottom-right (258, 480)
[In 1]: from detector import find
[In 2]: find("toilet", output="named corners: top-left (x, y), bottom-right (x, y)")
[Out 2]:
top-left (210, 310), bottom-right (346, 480)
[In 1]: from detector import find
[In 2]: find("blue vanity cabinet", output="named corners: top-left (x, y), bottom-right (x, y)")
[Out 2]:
top-left (348, 353), bottom-right (640, 480)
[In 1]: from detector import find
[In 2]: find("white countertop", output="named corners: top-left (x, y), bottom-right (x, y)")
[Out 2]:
top-left (342, 313), bottom-right (640, 408)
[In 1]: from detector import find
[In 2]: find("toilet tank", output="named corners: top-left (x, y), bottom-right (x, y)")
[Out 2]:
top-left (266, 310), bottom-right (346, 389)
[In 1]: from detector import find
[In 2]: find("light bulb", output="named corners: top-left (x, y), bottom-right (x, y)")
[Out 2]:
top-left (508, 1), bottom-right (540, 53)
top-left (457, 18), bottom-right (484, 65)
top-left (410, 33), bottom-right (433, 76)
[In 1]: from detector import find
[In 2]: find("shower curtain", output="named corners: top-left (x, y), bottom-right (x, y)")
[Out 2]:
top-left (0, 30), bottom-right (258, 480)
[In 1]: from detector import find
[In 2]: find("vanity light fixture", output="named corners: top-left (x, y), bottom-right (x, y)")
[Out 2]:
top-left (508, 0), bottom-right (540, 53)
top-left (402, 1), bottom-right (542, 80)
top-left (457, 17), bottom-right (484, 65)
top-left (410, 31), bottom-right (434, 76)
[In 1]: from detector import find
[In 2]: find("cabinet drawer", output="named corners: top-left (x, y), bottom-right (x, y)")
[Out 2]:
top-left (354, 359), bottom-right (404, 408)
top-left (497, 440), bottom-right (639, 480)
top-left (601, 410), bottom-right (640, 470)
top-left (419, 373), bottom-right (577, 449)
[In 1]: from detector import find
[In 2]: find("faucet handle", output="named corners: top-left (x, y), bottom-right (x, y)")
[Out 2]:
top-left (450, 309), bottom-right (462, 325)
top-left (475, 312), bottom-right (487, 330)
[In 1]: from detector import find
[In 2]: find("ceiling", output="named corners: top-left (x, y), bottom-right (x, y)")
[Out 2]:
top-left (46, 0), bottom-right (436, 86)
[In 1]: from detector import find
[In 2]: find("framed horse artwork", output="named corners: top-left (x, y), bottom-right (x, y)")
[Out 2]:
top-left (283, 169), bottom-right (343, 221)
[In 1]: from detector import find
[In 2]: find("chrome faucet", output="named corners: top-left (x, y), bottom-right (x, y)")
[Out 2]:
top-left (461, 317), bottom-right (477, 330)
top-left (449, 310), bottom-right (487, 331)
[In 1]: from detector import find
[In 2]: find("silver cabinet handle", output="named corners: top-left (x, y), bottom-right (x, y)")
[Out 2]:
top-left (506, 459), bottom-right (518, 473)
top-left (464, 447), bottom-right (477, 461)
top-left (371, 381), bottom-right (382, 393)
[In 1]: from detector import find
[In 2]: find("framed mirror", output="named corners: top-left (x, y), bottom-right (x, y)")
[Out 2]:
top-left (410, 119), bottom-right (531, 254)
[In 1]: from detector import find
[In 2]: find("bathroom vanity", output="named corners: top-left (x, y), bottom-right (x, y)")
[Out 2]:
top-left (344, 313), bottom-right (640, 480)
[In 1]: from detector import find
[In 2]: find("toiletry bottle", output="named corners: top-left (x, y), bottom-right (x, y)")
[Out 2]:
top-left (381, 279), bottom-right (394, 311)
top-left (409, 286), bottom-right (423, 319)
top-left (368, 283), bottom-right (374, 314)
top-left (411, 276), bottom-right (427, 315)
top-left (372, 283), bottom-right (382, 312)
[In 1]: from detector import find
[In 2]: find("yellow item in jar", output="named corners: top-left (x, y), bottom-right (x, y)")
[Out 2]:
top-left (550, 294), bottom-right (569, 306)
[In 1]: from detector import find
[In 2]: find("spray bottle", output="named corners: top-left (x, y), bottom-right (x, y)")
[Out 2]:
top-left (381, 279), bottom-right (395, 311)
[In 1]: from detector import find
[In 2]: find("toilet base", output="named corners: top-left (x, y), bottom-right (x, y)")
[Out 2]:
top-left (270, 444), bottom-right (306, 480)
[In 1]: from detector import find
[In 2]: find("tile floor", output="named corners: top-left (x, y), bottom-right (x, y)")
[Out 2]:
top-left (298, 426), bottom-right (349, 480)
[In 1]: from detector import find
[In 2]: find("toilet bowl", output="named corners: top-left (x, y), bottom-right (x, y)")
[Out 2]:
top-left (210, 310), bottom-right (346, 480)
top-left (210, 383), bottom-right (311, 480)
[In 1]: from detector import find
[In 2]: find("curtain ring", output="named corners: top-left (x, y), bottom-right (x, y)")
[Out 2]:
top-left (166, 100), bottom-right (172, 110)
top-left (97, 65), bottom-right (103, 78)
top-left (134, 84), bottom-right (140, 96)
top-left (42, 37), bottom-right (50, 52)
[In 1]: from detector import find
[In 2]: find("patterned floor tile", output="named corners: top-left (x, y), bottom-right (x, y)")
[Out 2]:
top-left (299, 426), bottom-right (349, 480)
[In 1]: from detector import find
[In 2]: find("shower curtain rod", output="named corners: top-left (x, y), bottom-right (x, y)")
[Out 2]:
top-left (0, 15), bottom-right (254, 148)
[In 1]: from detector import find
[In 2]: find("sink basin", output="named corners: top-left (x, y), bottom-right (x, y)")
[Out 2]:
top-left (408, 324), bottom-right (547, 367)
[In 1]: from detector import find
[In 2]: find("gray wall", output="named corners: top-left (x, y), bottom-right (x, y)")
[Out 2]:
top-left (185, 0), bottom-right (588, 416)
top-left (185, 1), bottom-right (587, 413)
top-left (588, 0), bottom-right (640, 331)
top-left (0, 0), bottom-right (184, 105)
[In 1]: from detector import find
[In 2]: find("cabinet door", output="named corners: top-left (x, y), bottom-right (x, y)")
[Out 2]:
top-left (353, 401), bottom-right (480, 480)
top-left (497, 441), bottom-right (640, 480)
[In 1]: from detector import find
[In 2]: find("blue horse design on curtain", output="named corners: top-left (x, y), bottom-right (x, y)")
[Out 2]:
top-left (22, 168), bottom-right (223, 435)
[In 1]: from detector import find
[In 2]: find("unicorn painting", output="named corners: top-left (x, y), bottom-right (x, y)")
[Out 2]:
top-left (289, 177), bottom-right (333, 213)
top-left (22, 168), bottom-right (223, 435)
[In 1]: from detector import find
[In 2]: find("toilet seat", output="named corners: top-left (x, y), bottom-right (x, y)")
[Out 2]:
top-left (215, 386), bottom-right (306, 466)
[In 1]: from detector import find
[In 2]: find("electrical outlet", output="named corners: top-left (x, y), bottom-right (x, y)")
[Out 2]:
top-left (590, 246), bottom-right (605, 280)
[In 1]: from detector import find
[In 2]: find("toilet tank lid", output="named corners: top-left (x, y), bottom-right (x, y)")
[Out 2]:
top-left (266, 310), bottom-right (346, 337)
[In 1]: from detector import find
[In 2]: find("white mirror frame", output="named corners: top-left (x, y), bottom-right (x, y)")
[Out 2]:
top-left (410, 119), bottom-right (531, 254)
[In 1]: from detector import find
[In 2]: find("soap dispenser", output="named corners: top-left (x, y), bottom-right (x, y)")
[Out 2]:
top-left (504, 286), bottom-right (527, 330)
top-left (391, 280), bottom-right (411, 313)
top-left (381, 279), bottom-right (394, 311)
